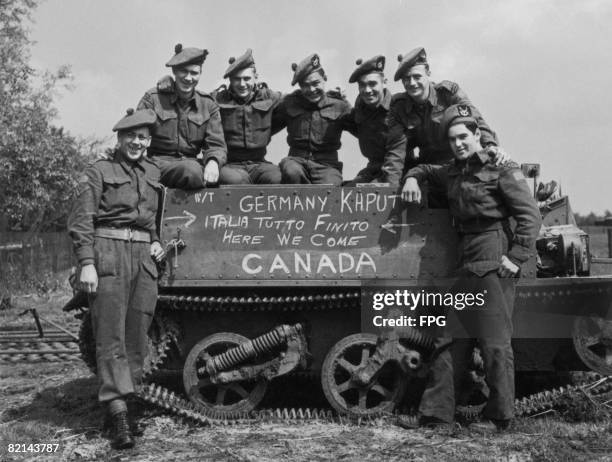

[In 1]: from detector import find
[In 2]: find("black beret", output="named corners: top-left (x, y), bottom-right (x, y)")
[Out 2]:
top-left (112, 108), bottom-right (157, 132)
top-left (394, 47), bottom-right (428, 81)
top-left (349, 55), bottom-right (385, 83)
top-left (291, 53), bottom-right (323, 86)
top-left (165, 43), bottom-right (208, 68)
top-left (440, 104), bottom-right (477, 135)
top-left (223, 48), bottom-right (255, 79)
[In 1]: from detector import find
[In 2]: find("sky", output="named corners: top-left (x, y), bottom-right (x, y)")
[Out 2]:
top-left (28, 0), bottom-right (612, 214)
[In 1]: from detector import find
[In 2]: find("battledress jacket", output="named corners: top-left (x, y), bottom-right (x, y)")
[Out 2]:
top-left (137, 88), bottom-right (227, 167)
top-left (67, 154), bottom-right (162, 266)
top-left (346, 89), bottom-right (394, 180)
top-left (212, 85), bottom-right (283, 162)
top-left (385, 81), bottom-right (498, 186)
top-left (404, 152), bottom-right (541, 276)
top-left (271, 90), bottom-right (352, 162)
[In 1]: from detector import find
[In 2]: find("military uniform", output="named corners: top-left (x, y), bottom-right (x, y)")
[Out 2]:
top-left (68, 156), bottom-right (161, 405)
top-left (68, 109), bottom-right (162, 449)
top-left (137, 44), bottom-right (227, 189)
top-left (214, 49), bottom-right (282, 184)
top-left (384, 47), bottom-right (498, 187)
top-left (347, 89), bottom-right (393, 184)
top-left (274, 54), bottom-right (352, 185)
top-left (403, 105), bottom-right (541, 424)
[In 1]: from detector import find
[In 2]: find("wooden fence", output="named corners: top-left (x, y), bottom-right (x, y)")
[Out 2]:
top-left (0, 232), bottom-right (75, 285)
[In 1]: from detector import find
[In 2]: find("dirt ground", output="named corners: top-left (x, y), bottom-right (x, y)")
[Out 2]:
top-left (1, 289), bottom-right (611, 461)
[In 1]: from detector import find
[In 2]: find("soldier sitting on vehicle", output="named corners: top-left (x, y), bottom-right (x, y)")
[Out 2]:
top-left (68, 109), bottom-right (166, 449)
top-left (400, 104), bottom-right (541, 432)
top-left (272, 54), bottom-right (353, 185)
top-left (343, 55), bottom-right (394, 186)
top-left (138, 43), bottom-right (227, 189)
top-left (157, 49), bottom-right (282, 185)
top-left (385, 47), bottom-right (504, 195)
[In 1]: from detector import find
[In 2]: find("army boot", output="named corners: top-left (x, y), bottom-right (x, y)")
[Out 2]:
top-left (127, 397), bottom-right (145, 437)
top-left (109, 411), bottom-right (135, 450)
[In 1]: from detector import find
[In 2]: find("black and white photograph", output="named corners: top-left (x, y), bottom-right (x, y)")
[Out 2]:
top-left (1, 0), bottom-right (611, 460)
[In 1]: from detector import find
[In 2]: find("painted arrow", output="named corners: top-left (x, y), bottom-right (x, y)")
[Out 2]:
top-left (380, 222), bottom-right (422, 234)
top-left (164, 210), bottom-right (197, 228)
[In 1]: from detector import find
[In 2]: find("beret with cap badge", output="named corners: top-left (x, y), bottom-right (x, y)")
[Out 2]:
top-left (291, 53), bottom-right (323, 86)
top-left (112, 108), bottom-right (157, 132)
top-left (394, 46), bottom-right (428, 81)
top-left (223, 48), bottom-right (255, 79)
top-left (439, 104), bottom-right (478, 135)
top-left (165, 43), bottom-right (209, 68)
top-left (348, 55), bottom-right (385, 83)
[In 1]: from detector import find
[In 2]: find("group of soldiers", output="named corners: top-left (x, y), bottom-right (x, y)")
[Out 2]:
top-left (67, 44), bottom-right (541, 450)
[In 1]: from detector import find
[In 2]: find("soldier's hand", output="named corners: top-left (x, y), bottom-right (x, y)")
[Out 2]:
top-left (157, 75), bottom-right (175, 93)
top-left (486, 146), bottom-right (511, 166)
top-left (150, 241), bottom-right (165, 262)
top-left (203, 159), bottom-right (219, 184)
top-left (498, 255), bottom-right (519, 278)
top-left (401, 177), bottom-right (422, 203)
top-left (79, 264), bottom-right (98, 293)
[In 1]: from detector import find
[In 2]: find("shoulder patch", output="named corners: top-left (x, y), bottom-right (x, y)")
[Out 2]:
top-left (436, 80), bottom-right (459, 93)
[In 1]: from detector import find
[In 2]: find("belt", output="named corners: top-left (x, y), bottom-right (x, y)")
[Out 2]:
top-left (288, 147), bottom-right (338, 160)
top-left (94, 227), bottom-right (151, 242)
top-left (454, 217), bottom-right (503, 234)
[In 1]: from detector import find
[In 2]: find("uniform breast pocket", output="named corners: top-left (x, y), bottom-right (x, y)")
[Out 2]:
top-left (102, 175), bottom-right (133, 210)
top-left (145, 178), bottom-right (163, 212)
top-left (187, 112), bottom-right (209, 142)
top-left (318, 108), bottom-right (343, 142)
top-left (251, 100), bottom-right (274, 131)
top-left (464, 170), bottom-right (499, 204)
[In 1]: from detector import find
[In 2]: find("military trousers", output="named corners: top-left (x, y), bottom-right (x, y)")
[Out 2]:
top-left (88, 237), bottom-right (158, 403)
top-left (153, 155), bottom-right (206, 189)
top-left (419, 271), bottom-right (516, 422)
top-left (279, 156), bottom-right (343, 185)
top-left (219, 160), bottom-right (281, 185)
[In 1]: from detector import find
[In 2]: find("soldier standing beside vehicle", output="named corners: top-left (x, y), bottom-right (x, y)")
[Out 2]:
top-left (137, 44), bottom-right (227, 189)
top-left (344, 55), bottom-right (394, 185)
top-left (401, 104), bottom-right (541, 431)
top-left (386, 47), bottom-right (501, 190)
top-left (68, 109), bottom-right (165, 449)
top-left (273, 54), bottom-right (353, 185)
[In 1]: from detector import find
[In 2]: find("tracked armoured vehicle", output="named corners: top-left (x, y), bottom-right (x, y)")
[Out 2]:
top-left (69, 163), bottom-right (612, 420)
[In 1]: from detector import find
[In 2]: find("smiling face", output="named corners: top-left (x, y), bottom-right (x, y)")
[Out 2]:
top-left (172, 64), bottom-right (202, 96)
top-left (401, 64), bottom-right (431, 103)
top-left (299, 70), bottom-right (326, 103)
top-left (357, 72), bottom-right (385, 108)
top-left (117, 126), bottom-right (151, 162)
top-left (447, 123), bottom-right (481, 160)
top-left (229, 67), bottom-right (257, 100)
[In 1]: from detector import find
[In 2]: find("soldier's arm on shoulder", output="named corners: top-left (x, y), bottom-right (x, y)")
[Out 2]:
top-left (499, 166), bottom-right (542, 265)
top-left (443, 80), bottom-right (499, 147)
top-left (271, 94), bottom-right (289, 135)
top-left (201, 99), bottom-right (228, 167)
top-left (137, 89), bottom-right (155, 110)
top-left (67, 165), bottom-right (103, 266)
